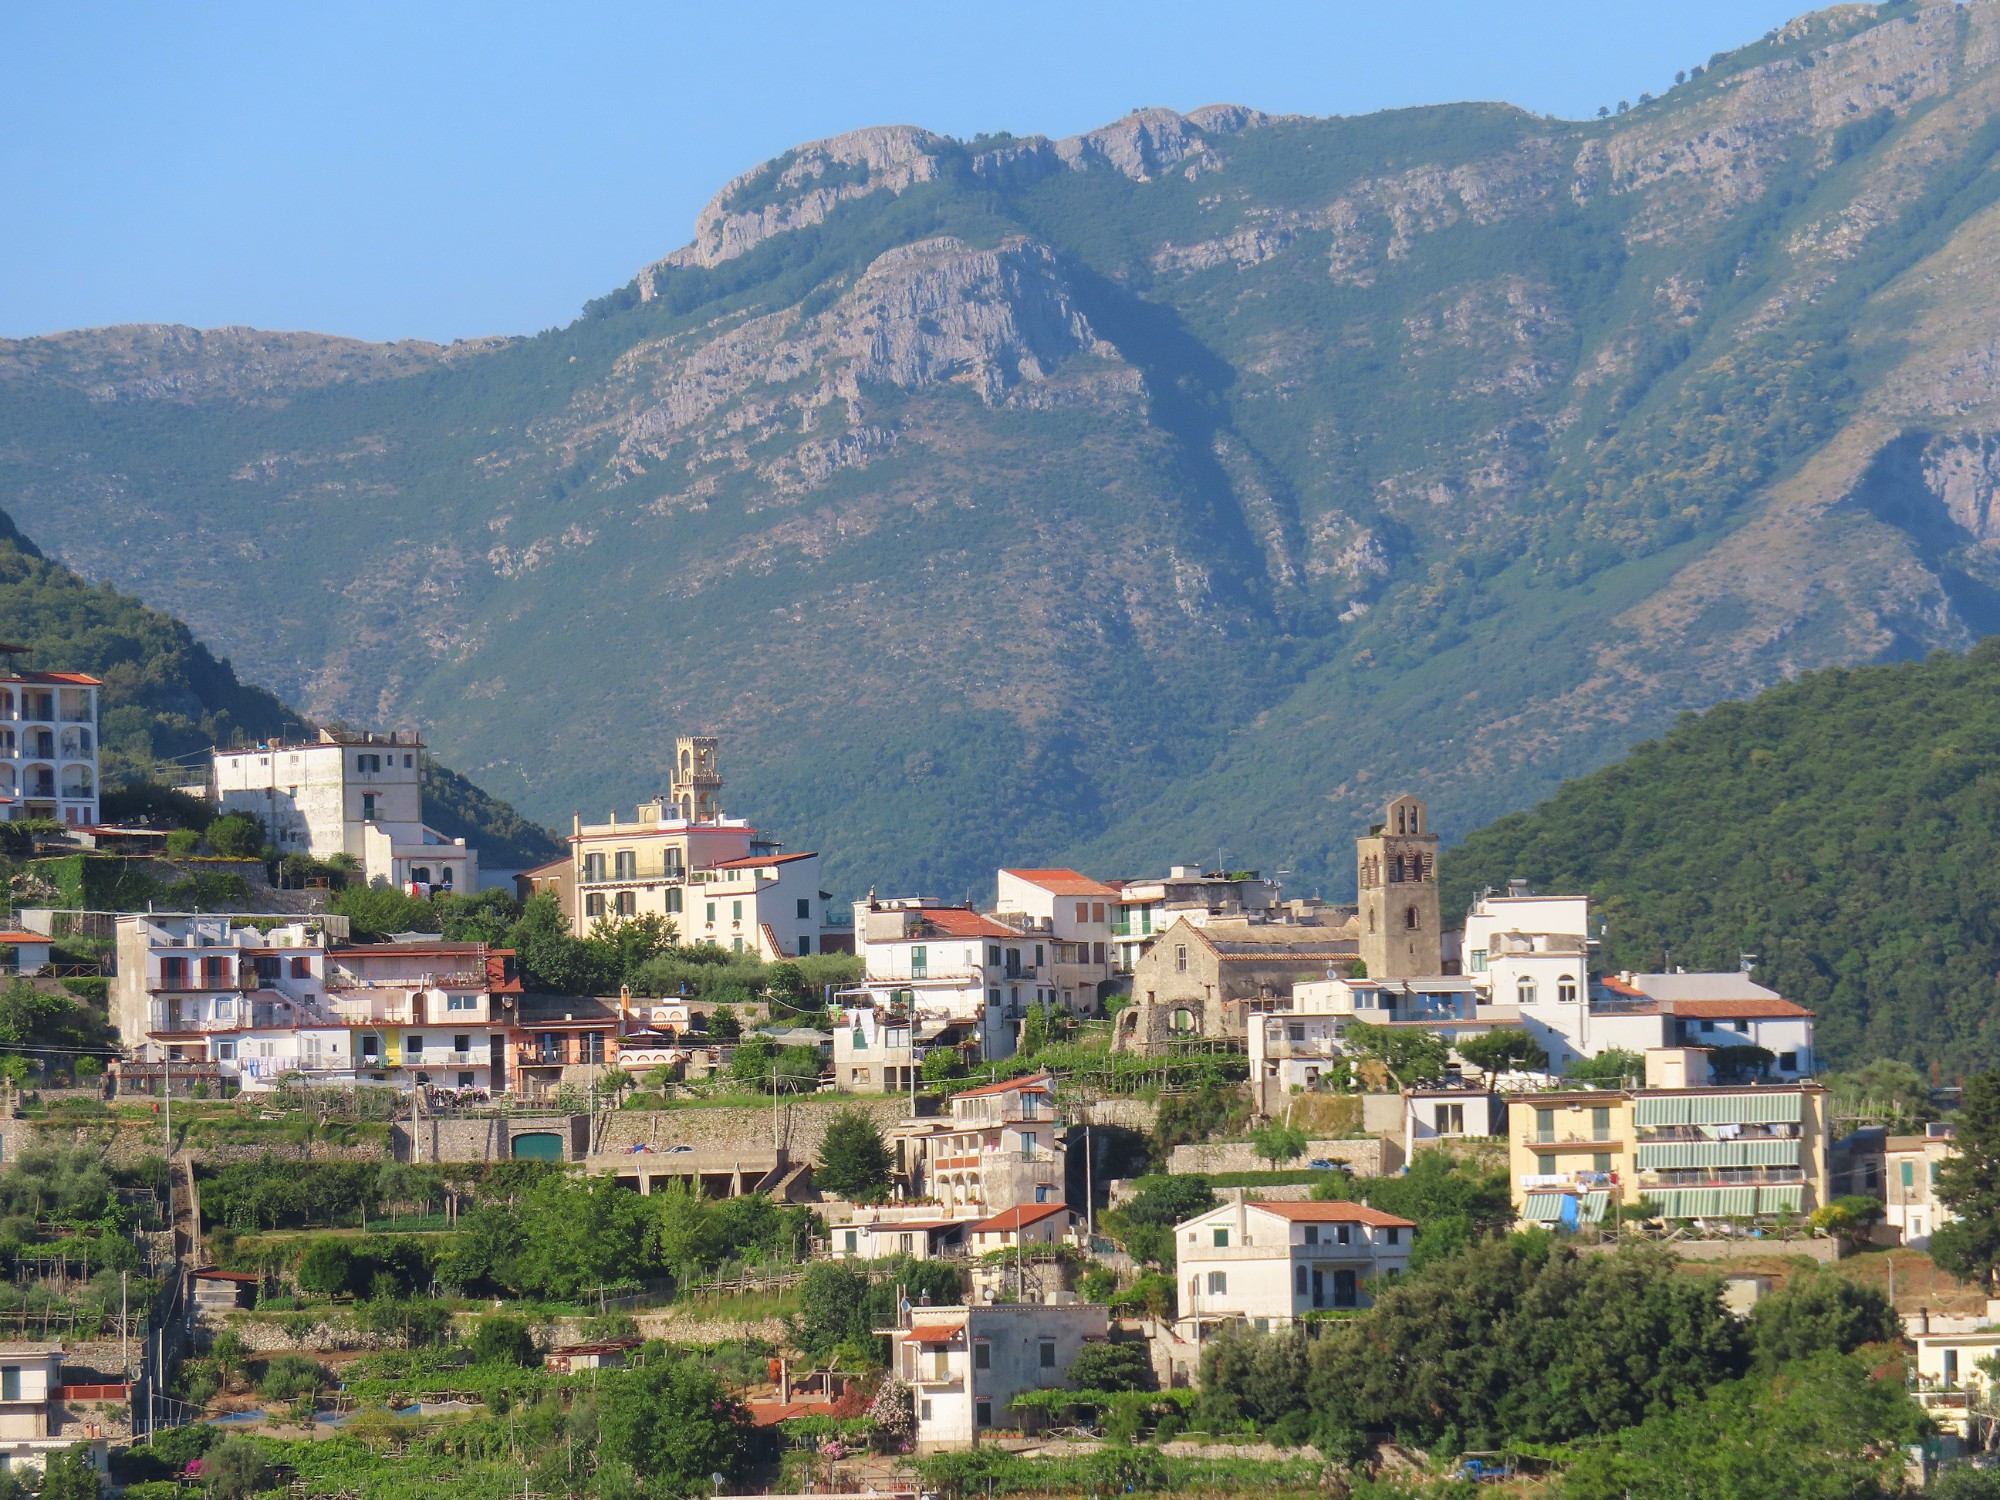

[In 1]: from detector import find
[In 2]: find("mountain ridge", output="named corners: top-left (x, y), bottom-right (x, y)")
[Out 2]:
top-left (4, 1), bottom-right (1998, 897)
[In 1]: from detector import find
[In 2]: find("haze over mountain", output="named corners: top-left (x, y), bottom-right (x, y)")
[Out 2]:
top-left (6, 2), bottom-right (2000, 898)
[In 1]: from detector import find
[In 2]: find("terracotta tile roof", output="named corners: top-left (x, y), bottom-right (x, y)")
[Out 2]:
top-left (1249, 1201), bottom-right (1417, 1229)
top-left (331, 942), bottom-right (489, 959)
top-left (899, 908), bottom-right (1018, 940)
top-left (904, 1322), bottom-right (964, 1343)
top-left (952, 1071), bottom-right (1054, 1099)
top-left (859, 1219), bottom-right (966, 1235)
top-left (0, 932), bottom-right (48, 944)
top-left (1002, 868), bottom-right (1118, 898)
top-left (711, 852), bottom-right (818, 869)
top-left (970, 1202), bottom-right (1070, 1234)
top-left (0, 671), bottom-right (102, 686)
top-left (1667, 998), bottom-right (1815, 1021)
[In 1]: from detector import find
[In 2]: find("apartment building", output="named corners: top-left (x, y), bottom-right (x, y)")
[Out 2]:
top-left (854, 900), bottom-right (1043, 1060)
top-left (564, 738), bottom-right (825, 959)
top-left (990, 868), bottom-right (1117, 1014)
top-left (511, 994), bottom-right (624, 1098)
top-left (830, 1002), bottom-right (970, 1094)
top-left (323, 940), bottom-right (521, 1093)
top-left (1836, 1123), bottom-right (1957, 1247)
top-left (912, 1074), bottom-right (1066, 1215)
top-left (1505, 1069), bottom-right (1830, 1226)
top-left (885, 1302), bottom-right (1111, 1450)
top-left (0, 663), bottom-right (100, 826)
top-left (212, 729), bottom-right (475, 892)
top-left (1173, 1200), bottom-right (1415, 1335)
top-left (0, 1344), bottom-right (113, 1478)
top-left (1107, 867), bottom-right (1287, 973)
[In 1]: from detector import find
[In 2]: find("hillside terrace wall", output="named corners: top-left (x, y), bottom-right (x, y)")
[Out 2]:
top-left (594, 1095), bottom-right (912, 1160)
top-left (1166, 1136), bottom-right (1397, 1177)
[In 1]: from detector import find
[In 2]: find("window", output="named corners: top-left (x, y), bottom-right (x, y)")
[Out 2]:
top-left (1206, 1271), bottom-right (1227, 1296)
top-left (919, 1399), bottom-right (931, 1422)
top-left (290, 956), bottom-right (311, 979)
top-left (584, 892), bottom-right (606, 919)
top-left (447, 994), bottom-right (474, 1011)
top-left (1779, 1051), bottom-right (1797, 1071)
top-left (0, 1367), bottom-right (17, 1401)
top-left (1333, 1269), bottom-right (1358, 1308)
top-left (1385, 1227), bottom-right (1401, 1246)
top-left (404, 754), bottom-right (413, 768)
top-left (1212, 1227), bottom-right (1230, 1248)
top-left (457, 1071), bottom-right (474, 1087)
top-left (798, 897), bottom-right (811, 920)
top-left (583, 853), bottom-right (606, 882)
top-left (1517, 977), bottom-right (1538, 1006)
top-left (1170, 1007), bottom-right (1196, 1033)
top-left (911, 945), bottom-right (929, 980)
top-left (1075, 902), bottom-right (1089, 924)
top-left (362, 792), bottom-right (377, 821)
top-left (1535, 1108), bottom-right (1555, 1144)
top-left (974, 1340), bottom-right (991, 1370)
top-left (614, 850), bottom-right (636, 880)
top-left (360, 1035), bottom-right (380, 1059)
top-left (798, 935), bottom-right (812, 954)
top-left (1093, 902), bottom-right (1106, 923)
top-left (1038, 1338), bottom-right (1056, 1369)
top-left (975, 1400), bottom-right (992, 1428)
top-left (1295, 1265), bottom-right (1308, 1296)
top-left (1439, 1103), bottom-right (1465, 1134)
top-left (1175, 944), bottom-right (1189, 973)
top-left (1093, 942), bottom-right (1106, 965)
top-left (1931, 1162), bottom-right (1942, 1190)
top-left (1591, 1107), bottom-right (1611, 1142)
top-left (356, 753), bottom-right (381, 773)
top-left (1337, 1223), bottom-right (1351, 1246)
top-left (1945, 1349), bottom-right (1960, 1385)
top-left (1902, 1161), bottom-right (1916, 1189)
top-left (988, 945), bottom-right (1001, 965)
top-left (1404, 905), bottom-right (1419, 930)
top-left (706, 902), bottom-right (716, 923)
top-left (1304, 1224), bottom-right (1319, 1245)
top-left (1034, 944), bottom-right (1044, 967)
top-left (1469, 948), bottom-right (1488, 972)
top-left (666, 888), bottom-right (682, 914)
top-left (1593, 1153), bottom-right (1612, 1175)
top-left (731, 899), bottom-right (743, 921)
top-left (216, 1041), bottom-right (236, 1061)
top-left (1557, 975), bottom-right (1578, 1003)
top-left (406, 1035), bottom-right (423, 1056)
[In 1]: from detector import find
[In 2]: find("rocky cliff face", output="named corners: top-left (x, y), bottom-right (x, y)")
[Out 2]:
top-left (8, 1), bottom-right (2000, 896)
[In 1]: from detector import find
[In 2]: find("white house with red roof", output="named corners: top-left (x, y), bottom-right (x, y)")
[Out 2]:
top-left (966, 1200), bottom-right (1081, 1256)
top-left (855, 899), bottom-right (1045, 1059)
top-left (1589, 972), bottom-right (1816, 1078)
top-left (0, 661), bottom-right (100, 826)
top-left (990, 868), bottom-right (1117, 1015)
top-left (907, 1072), bottom-right (1067, 1215)
top-left (562, 737), bottom-right (827, 959)
top-left (1173, 1199), bottom-right (1415, 1334)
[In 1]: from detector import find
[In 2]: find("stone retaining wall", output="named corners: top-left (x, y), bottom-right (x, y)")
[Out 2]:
top-left (596, 1095), bottom-right (911, 1161)
top-left (1166, 1136), bottom-right (1395, 1177)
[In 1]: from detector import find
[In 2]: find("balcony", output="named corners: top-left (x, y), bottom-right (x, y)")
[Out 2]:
top-left (1526, 1135), bottom-right (1622, 1151)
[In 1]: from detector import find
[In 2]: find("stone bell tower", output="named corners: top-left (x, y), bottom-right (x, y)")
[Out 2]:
top-left (1357, 794), bottom-right (1441, 979)
top-left (670, 736), bottom-right (724, 822)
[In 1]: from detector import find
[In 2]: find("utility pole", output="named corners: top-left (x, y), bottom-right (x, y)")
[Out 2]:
top-left (162, 1054), bottom-right (172, 1233)
top-left (1083, 1119), bottom-right (1095, 1239)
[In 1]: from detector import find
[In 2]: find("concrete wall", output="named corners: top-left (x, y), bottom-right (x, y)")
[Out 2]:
top-left (396, 1114), bottom-right (588, 1164)
top-left (1166, 1136), bottom-right (1397, 1177)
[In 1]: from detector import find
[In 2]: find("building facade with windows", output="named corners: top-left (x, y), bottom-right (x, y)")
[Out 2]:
top-left (212, 729), bottom-right (476, 892)
top-left (564, 738), bottom-right (826, 960)
top-left (1172, 1200), bottom-right (1415, 1336)
top-left (1115, 915), bottom-right (1357, 1055)
top-left (911, 1074), bottom-right (1066, 1215)
top-left (1504, 1078), bottom-right (1830, 1227)
top-left (0, 1344), bottom-right (113, 1479)
top-left (886, 1302), bottom-right (1112, 1451)
top-left (990, 868), bottom-right (1117, 1014)
top-left (0, 665), bottom-right (100, 827)
top-left (854, 901), bottom-right (1044, 1060)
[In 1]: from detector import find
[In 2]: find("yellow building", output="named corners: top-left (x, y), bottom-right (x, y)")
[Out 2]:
top-left (1505, 1083), bottom-right (1829, 1227)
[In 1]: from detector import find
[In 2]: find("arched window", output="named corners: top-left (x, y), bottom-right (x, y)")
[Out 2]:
top-left (1404, 906), bottom-right (1419, 931)
top-left (412, 866), bottom-right (432, 885)
top-left (1170, 1007), bottom-right (1197, 1033)
top-left (1557, 975), bottom-right (1578, 1004)
top-left (1517, 977), bottom-right (1538, 1006)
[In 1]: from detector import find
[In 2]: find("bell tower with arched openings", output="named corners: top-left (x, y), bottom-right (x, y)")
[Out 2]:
top-left (1356, 793), bottom-right (1442, 979)
top-left (670, 735), bottom-right (724, 822)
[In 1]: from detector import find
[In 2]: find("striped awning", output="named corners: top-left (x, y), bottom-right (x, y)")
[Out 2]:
top-left (1635, 1093), bottom-right (1802, 1127)
top-left (1579, 1190), bottom-right (1610, 1224)
top-left (1646, 1184), bottom-right (1802, 1218)
top-left (1523, 1193), bottom-right (1566, 1222)
top-left (1636, 1139), bottom-right (1802, 1170)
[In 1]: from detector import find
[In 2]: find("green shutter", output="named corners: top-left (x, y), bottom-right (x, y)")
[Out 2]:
top-left (1634, 1092), bottom-right (1804, 1127)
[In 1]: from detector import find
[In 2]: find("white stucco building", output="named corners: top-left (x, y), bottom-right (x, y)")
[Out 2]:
top-left (212, 729), bottom-right (476, 892)
top-left (855, 900), bottom-right (1039, 1059)
top-left (0, 1344), bottom-right (112, 1478)
top-left (887, 1302), bottom-right (1111, 1450)
top-left (910, 1073), bottom-right (1066, 1215)
top-left (0, 666), bottom-right (100, 826)
top-left (990, 868), bottom-right (1117, 1014)
top-left (1173, 1199), bottom-right (1415, 1335)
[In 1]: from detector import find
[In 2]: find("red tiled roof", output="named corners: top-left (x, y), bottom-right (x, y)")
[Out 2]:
top-left (330, 942), bottom-right (488, 959)
top-left (0, 671), bottom-right (102, 686)
top-left (712, 852), bottom-right (817, 869)
top-left (953, 1071), bottom-right (1053, 1099)
top-left (1002, 868), bottom-right (1118, 898)
top-left (518, 857), bottom-right (570, 878)
top-left (902, 908), bottom-right (1018, 940)
top-left (0, 932), bottom-right (48, 944)
top-left (1668, 998), bottom-right (1814, 1021)
top-left (904, 1323), bottom-right (964, 1343)
top-left (748, 1398), bottom-right (839, 1426)
top-left (970, 1202), bottom-right (1070, 1234)
top-left (1250, 1201), bottom-right (1417, 1229)
top-left (861, 1219), bottom-right (966, 1235)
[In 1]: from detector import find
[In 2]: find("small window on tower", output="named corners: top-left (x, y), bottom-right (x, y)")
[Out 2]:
top-left (1404, 906), bottom-right (1419, 930)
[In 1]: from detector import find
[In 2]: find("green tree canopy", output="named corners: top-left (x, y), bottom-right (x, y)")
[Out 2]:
top-left (597, 1356), bottom-right (750, 1499)
top-left (1934, 1071), bottom-right (2000, 1292)
top-left (1745, 1266), bottom-right (1899, 1369)
top-left (816, 1109), bottom-right (893, 1200)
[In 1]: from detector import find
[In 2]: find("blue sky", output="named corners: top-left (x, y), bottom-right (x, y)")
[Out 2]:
top-left (3, 2), bottom-right (1813, 344)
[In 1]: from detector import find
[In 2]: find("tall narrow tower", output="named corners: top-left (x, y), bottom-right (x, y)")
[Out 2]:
top-left (670, 736), bottom-right (724, 822)
top-left (1356, 794), bottom-right (1441, 979)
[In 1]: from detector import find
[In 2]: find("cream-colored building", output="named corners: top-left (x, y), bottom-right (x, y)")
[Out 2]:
top-left (213, 729), bottom-right (476, 891)
top-left (0, 667), bottom-right (100, 826)
top-left (0, 1344), bottom-right (111, 1478)
top-left (1173, 1200), bottom-right (1415, 1336)
top-left (887, 1302), bottom-right (1111, 1451)
top-left (990, 868), bottom-right (1117, 1015)
top-left (1505, 1073), bottom-right (1830, 1227)
top-left (913, 1073), bottom-right (1066, 1216)
top-left (1912, 1328), bottom-right (2000, 1439)
top-left (565, 738), bottom-right (825, 960)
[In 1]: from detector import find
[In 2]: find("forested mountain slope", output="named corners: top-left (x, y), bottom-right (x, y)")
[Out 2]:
top-left (9, 3), bottom-right (2000, 895)
top-left (1443, 640), bottom-right (2000, 1073)
top-left (0, 508), bottom-right (562, 869)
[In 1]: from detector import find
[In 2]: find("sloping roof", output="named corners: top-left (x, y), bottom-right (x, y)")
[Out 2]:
top-left (901, 908), bottom-right (1018, 940)
top-left (953, 1071), bottom-right (1053, 1099)
top-left (904, 1322), bottom-right (964, 1343)
top-left (712, 852), bottom-right (818, 869)
top-left (1002, 868), bottom-right (1118, 898)
top-left (1620, 973), bottom-right (1783, 1003)
top-left (330, 942), bottom-right (488, 959)
top-left (1666, 997), bottom-right (1815, 1021)
top-left (860, 1219), bottom-right (966, 1235)
top-left (970, 1202), bottom-right (1070, 1234)
top-left (0, 670), bottom-right (101, 686)
top-left (0, 931), bottom-right (49, 944)
top-left (518, 857), bottom-right (570, 879)
top-left (1248, 1201), bottom-right (1417, 1229)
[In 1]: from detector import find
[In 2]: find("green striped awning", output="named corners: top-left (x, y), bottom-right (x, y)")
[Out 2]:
top-left (1579, 1190), bottom-right (1609, 1224)
top-left (1634, 1092), bottom-right (1803, 1127)
top-left (1523, 1193), bottom-right (1566, 1222)
top-left (1636, 1140), bottom-right (1802, 1170)
top-left (1646, 1184), bottom-right (1802, 1219)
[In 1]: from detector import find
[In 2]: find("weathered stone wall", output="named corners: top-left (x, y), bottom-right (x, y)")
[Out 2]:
top-left (595, 1095), bottom-right (911, 1162)
top-left (1166, 1136), bottom-right (1395, 1177)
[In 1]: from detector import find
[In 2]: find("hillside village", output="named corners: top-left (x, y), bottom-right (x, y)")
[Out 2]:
top-left (0, 652), bottom-right (1993, 1498)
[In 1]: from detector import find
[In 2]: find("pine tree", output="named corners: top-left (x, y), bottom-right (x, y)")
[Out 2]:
top-left (1933, 1071), bottom-right (2000, 1292)
top-left (815, 1109), bottom-right (893, 1201)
